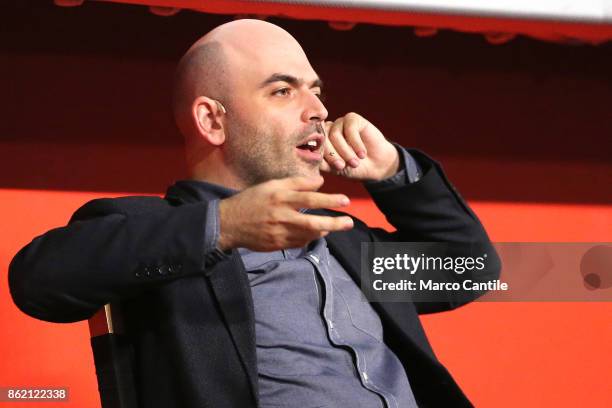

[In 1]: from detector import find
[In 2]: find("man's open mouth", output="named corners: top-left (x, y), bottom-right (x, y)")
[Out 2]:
top-left (296, 134), bottom-right (323, 153)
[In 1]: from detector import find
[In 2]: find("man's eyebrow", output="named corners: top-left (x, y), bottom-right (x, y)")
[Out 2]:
top-left (259, 73), bottom-right (324, 90)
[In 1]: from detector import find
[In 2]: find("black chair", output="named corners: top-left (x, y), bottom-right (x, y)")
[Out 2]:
top-left (88, 304), bottom-right (138, 408)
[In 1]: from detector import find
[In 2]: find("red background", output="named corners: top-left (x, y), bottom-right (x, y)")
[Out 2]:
top-left (1, 1), bottom-right (611, 407)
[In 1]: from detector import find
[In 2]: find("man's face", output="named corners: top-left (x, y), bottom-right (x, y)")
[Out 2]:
top-left (222, 39), bottom-right (328, 187)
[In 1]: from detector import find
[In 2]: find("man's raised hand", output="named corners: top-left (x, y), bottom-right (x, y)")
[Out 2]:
top-left (217, 176), bottom-right (354, 252)
top-left (320, 112), bottom-right (400, 181)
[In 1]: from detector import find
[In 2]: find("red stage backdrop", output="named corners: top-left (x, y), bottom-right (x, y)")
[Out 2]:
top-left (1, 2), bottom-right (611, 407)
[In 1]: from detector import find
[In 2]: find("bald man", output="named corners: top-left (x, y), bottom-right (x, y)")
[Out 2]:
top-left (10, 19), bottom-right (499, 408)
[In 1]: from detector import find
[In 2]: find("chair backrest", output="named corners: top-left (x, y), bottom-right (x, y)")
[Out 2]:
top-left (88, 304), bottom-right (138, 408)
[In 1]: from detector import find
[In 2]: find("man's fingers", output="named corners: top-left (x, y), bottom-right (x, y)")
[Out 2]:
top-left (343, 116), bottom-right (367, 159)
top-left (328, 118), bottom-right (360, 168)
top-left (323, 120), bottom-right (333, 138)
top-left (292, 213), bottom-right (354, 232)
top-left (321, 138), bottom-right (344, 171)
top-left (284, 191), bottom-right (350, 209)
top-left (319, 157), bottom-right (332, 173)
top-left (321, 120), bottom-right (341, 172)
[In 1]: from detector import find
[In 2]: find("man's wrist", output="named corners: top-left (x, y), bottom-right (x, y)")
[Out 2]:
top-left (363, 145), bottom-right (423, 192)
top-left (204, 200), bottom-right (232, 269)
top-left (377, 147), bottom-right (401, 180)
top-left (217, 199), bottom-right (234, 252)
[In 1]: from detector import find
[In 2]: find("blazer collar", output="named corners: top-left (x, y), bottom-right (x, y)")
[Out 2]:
top-left (164, 179), bottom-right (237, 204)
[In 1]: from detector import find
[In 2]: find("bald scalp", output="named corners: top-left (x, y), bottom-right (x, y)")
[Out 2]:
top-left (172, 40), bottom-right (229, 137)
top-left (172, 20), bottom-right (309, 139)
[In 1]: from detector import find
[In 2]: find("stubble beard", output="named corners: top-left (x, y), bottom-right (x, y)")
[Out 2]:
top-left (225, 119), bottom-right (320, 187)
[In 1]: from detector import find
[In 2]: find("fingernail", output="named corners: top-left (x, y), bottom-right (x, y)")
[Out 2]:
top-left (345, 218), bottom-right (354, 228)
top-left (357, 151), bottom-right (366, 159)
top-left (348, 158), bottom-right (360, 168)
top-left (340, 196), bottom-right (350, 206)
top-left (333, 160), bottom-right (345, 170)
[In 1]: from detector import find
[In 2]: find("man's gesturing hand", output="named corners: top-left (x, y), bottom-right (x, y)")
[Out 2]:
top-left (320, 112), bottom-right (400, 181)
top-left (217, 176), bottom-right (354, 252)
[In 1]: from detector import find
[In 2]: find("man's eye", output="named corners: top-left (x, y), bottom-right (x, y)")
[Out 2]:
top-left (273, 88), bottom-right (292, 96)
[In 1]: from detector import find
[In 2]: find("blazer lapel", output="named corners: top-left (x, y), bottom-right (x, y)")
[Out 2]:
top-left (325, 227), bottom-right (436, 357)
top-left (206, 256), bottom-right (259, 400)
top-left (165, 183), bottom-right (259, 401)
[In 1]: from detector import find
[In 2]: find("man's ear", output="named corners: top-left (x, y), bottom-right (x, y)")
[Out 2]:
top-left (192, 96), bottom-right (226, 146)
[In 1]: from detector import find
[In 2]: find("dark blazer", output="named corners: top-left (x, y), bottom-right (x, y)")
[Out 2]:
top-left (9, 149), bottom-right (500, 408)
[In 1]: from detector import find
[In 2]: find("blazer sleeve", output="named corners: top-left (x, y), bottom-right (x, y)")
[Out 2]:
top-left (365, 148), bottom-right (501, 314)
top-left (8, 196), bottom-right (213, 323)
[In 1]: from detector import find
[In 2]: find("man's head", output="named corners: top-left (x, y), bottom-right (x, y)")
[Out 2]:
top-left (172, 19), bottom-right (328, 189)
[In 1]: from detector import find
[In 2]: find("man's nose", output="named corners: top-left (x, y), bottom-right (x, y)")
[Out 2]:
top-left (301, 91), bottom-right (328, 124)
